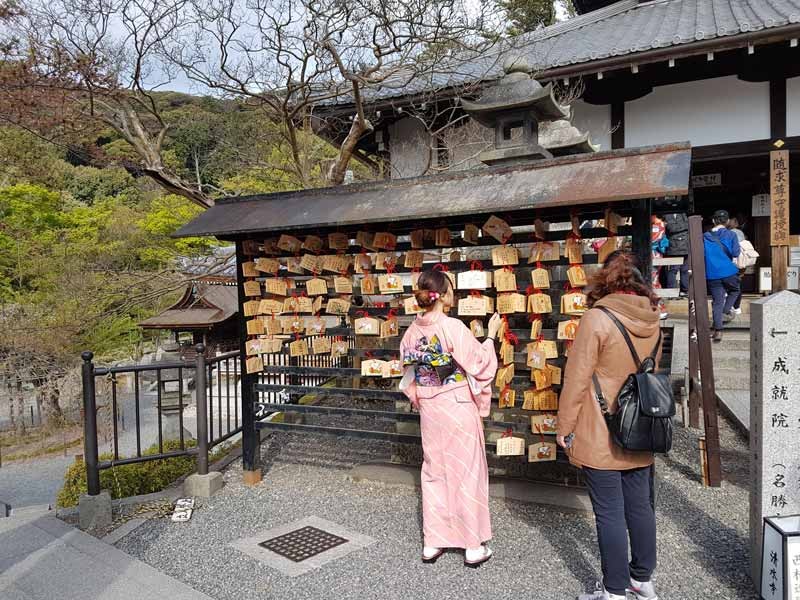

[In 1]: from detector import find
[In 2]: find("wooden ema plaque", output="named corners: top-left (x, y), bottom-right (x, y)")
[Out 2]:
top-left (334, 276), bottom-right (353, 294)
top-left (306, 317), bottom-right (326, 336)
top-left (528, 293), bottom-right (553, 314)
top-left (528, 242), bottom-right (559, 263)
top-left (523, 389), bottom-right (558, 411)
top-left (404, 250), bottom-right (424, 269)
top-left (312, 336), bottom-right (332, 354)
top-left (457, 270), bottom-right (492, 290)
top-left (373, 231), bottom-right (397, 250)
top-left (303, 235), bottom-right (323, 253)
top-left (499, 387), bottom-right (516, 408)
top-left (567, 265), bottom-right (588, 288)
top-left (354, 316), bottom-right (381, 336)
top-left (326, 298), bottom-right (351, 315)
top-left (531, 414), bottom-right (558, 434)
top-left (277, 234), bottom-right (302, 253)
top-left (491, 246), bottom-right (519, 266)
top-left (378, 274), bottom-right (404, 294)
top-left (243, 281), bottom-right (261, 297)
top-left (528, 441), bottom-right (557, 462)
top-left (463, 223), bottom-right (479, 244)
top-left (255, 257), bottom-right (280, 273)
top-left (496, 434), bottom-right (525, 456)
top-left (482, 215), bottom-right (512, 243)
top-left (470, 319), bottom-right (485, 337)
top-left (494, 269), bottom-right (517, 292)
top-left (557, 319), bottom-right (581, 340)
top-left (498, 293), bottom-right (526, 314)
top-left (435, 228), bottom-right (451, 247)
top-left (361, 359), bottom-right (386, 377)
top-left (306, 278), bottom-right (328, 296)
top-left (328, 232), bottom-right (349, 250)
top-left (246, 356), bottom-right (264, 374)
top-left (289, 338), bottom-right (309, 357)
top-left (531, 268), bottom-right (550, 289)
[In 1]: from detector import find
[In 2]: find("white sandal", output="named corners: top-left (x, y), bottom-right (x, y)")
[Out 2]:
top-left (464, 545), bottom-right (492, 567)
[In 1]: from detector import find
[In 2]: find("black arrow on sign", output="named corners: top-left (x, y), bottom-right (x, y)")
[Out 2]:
top-left (770, 328), bottom-right (788, 337)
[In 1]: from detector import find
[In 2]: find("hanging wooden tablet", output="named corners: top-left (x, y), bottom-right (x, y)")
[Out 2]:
top-left (495, 364), bottom-right (515, 388)
top-left (567, 265), bottom-right (588, 288)
top-left (255, 257), bottom-right (280, 274)
top-left (410, 271), bottom-right (421, 291)
top-left (522, 390), bottom-right (536, 411)
top-left (286, 256), bottom-right (304, 274)
top-left (435, 228), bottom-right (451, 247)
top-left (246, 319), bottom-right (265, 335)
top-left (375, 252), bottom-right (398, 271)
top-left (458, 295), bottom-right (487, 316)
top-left (547, 364), bottom-right (562, 385)
top-left (264, 317), bottom-right (282, 336)
top-left (320, 255), bottom-right (339, 273)
top-left (306, 278), bottom-right (328, 296)
top-left (360, 275), bottom-right (377, 295)
top-left (242, 261), bottom-right (259, 277)
top-left (361, 359), bottom-right (386, 377)
top-left (528, 292), bottom-right (553, 314)
top-left (356, 231), bottom-right (375, 250)
top-left (326, 298), bottom-right (351, 315)
top-left (539, 340), bottom-right (559, 359)
top-left (258, 299), bottom-right (283, 315)
top-left (381, 359), bottom-right (403, 378)
top-left (243, 281), bottom-right (262, 297)
top-left (261, 238), bottom-right (279, 255)
top-left (457, 269), bottom-right (492, 290)
top-left (565, 238), bottom-right (583, 264)
top-left (532, 367), bottom-right (552, 390)
top-left (244, 240), bottom-right (262, 256)
top-left (482, 215), bottom-right (512, 243)
top-left (494, 268), bottom-right (517, 292)
top-left (463, 223), bottom-right (479, 245)
top-left (597, 236), bottom-right (622, 264)
top-left (312, 336), bottom-right (332, 354)
top-left (557, 319), bottom-right (580, 340)
top-left (561, 292), bottom-right (588, 316)
top-left (283, 296), bottom-right (311, 314)
top-left (527, 344), bottom-right (546, 370)
top-left (263, 278), bottom-right (287, 296)
top-left (531, 268), bottom-right (550, 289)
top-left (354, 316), bottom-right (381, 336)
top-left (245, 339), bottom-right (262, 356)
top-left (333, 276), bottom-right (353, 294)
top-left (277, 234), bottom-right (302, 253)
top-left (449, 250), bottom-right (461, 263)
top-left (306, 316), bottom-right (327, 336)
top-left (491, 246), bottom-right (519, 267)
top-left (499, 340), bottom-right (514, 366)
top-left (328, 232), bottom-right (350, 250)
top-left (470, 319), bottom-right (485, 337)
top-left (378, 273), bottom-right (404, 294)
top-left (331, 339), bottom-right (349, 358)
top-left (499, 292), bottom-right (526, 314)
top-left (245, 356), bottom-right (264, 374)
top-left (410, 229), bottom-right (425, 249)
top-left (380, 316), bottom-right (399, 338)
top-left (283, 315), bottom-right (305, 335)
top-left (289, 338), bottom-right (309, 357)
top-left (528, 241), bottom-right (560, 263)
top-left (528, 441), bottom-right (557, 462)
top-left (531, 414), bottom-right (558, 434)
top-left (243, 300), bottom-right (260, 317)
top-left (303, 235), bottom-right (324, 253)
top-left (496, 433), bottom-right (525, 456)
top-left (404, 250), bottom-right (424, 269)
top-left (534, 389), bottom-right (559, 410)
top-left (534, 218), bottom-right (549, 239)
top-left (499, 386), bottom-right (516, 408)
top-left (404, 295), bottom-right (424, 314)
top-left (299, 254), bottom-right (321, 272)
top-left (530, 318), bottom-right (542, 339)
top-left (312, 296), bottom-right (323, 314)
top-left (355, 253), bottom-right (372, 273)
top-left (261, 338), bottom-right (283, 353)
top-left (373, 232), bottom-right (397, 250)
top-left (604, 208), bottom-right (621, 234)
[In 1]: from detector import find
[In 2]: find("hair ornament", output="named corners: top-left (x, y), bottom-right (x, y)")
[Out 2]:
top-left (429, 291), bottom-right (440, 300)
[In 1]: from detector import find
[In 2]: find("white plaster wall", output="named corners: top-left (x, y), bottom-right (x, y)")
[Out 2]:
top-left (624, 76), bottom-right (770, 148)
top-left (388, 117), bottom-right (434, 179)
top-left (570, 100), bottom-right (612, 151)
top-left (787, 76), bottom-right (800, 137)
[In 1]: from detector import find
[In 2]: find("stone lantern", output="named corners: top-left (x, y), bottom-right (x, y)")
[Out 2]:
top-left (461, 57), bottom-right (574, 166)
top-left (156, 341), bottom-right (192, 442)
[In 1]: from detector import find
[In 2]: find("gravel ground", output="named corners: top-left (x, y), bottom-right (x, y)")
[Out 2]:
top-left (115, 416), bottom-right (756, 600)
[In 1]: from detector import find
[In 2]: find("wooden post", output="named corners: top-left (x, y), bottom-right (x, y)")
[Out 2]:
top-left (770, 149), bottom-right (790, 291)
top-left (631, 198), bottom-right (653, 276)
top-left (687, 215), bottom-right (722, 487)
top-left (235, 240), bottom-right (262, 485)
top-left (687, 264), bottom-right (701, 429)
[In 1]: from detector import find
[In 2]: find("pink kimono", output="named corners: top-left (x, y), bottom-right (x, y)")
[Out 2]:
top-left (399, 311), bottom-right (498, 549)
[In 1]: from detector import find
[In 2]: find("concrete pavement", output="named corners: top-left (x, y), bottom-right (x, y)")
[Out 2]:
top-left (0, 508), bottom-right (212, 600)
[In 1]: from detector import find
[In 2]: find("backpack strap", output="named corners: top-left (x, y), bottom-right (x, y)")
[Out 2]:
top-left (596, 306), bottom-right (661, 373)
top-left (706, 231), bottom-right (732, 259)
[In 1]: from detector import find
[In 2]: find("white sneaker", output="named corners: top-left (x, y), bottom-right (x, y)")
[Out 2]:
top-left (577, 582), bottom-right (626, 600)
top-left (464, 545), bottom-right (492, 567)
top-left (628, 578), bottom-right (658, 600)
top-left (732, 307), bottom-right (742, 315)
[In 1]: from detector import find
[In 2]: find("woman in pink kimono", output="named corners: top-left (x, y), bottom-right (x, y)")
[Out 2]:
top-left (399, 269), bottom-right (501, 567)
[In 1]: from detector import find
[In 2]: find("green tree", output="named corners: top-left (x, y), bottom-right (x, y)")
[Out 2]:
top-left (498, 0), bottom-right (574, 35)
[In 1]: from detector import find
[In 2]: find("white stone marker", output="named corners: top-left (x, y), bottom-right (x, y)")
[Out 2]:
top-left (750, 291), bottom-right (800, 585)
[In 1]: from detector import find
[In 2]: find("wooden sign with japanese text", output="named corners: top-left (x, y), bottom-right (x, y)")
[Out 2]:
top-left (770, 150), bottom-right (790, 246)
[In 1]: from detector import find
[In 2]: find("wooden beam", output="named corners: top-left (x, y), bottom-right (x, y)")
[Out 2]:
top-left (631, 198), bottom-right (652, 275)
top-left (687, 215), bottom-right (722, 487)
top-left (691, 136), bottom-right (800, 161)
top-left (772, 245), bottom-right (789, 291)
top-left (687, 267), bottom-right (701, 429)
top-left (770, 78), bottom-right (787, 139)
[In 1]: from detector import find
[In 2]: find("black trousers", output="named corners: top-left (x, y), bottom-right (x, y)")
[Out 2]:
top-left (583, 466), bottom-right (657, 596)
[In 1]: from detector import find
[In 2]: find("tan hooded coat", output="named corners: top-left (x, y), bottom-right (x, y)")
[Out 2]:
top-left (557, 294), bottom-right (662, 470)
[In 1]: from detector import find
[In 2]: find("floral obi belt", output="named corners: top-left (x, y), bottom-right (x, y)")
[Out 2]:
top-left (403, 334), bottom-right (465, 387)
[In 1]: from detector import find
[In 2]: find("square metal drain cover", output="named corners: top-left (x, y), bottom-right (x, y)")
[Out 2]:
top-left (258, 525), bottom-right (348, 562)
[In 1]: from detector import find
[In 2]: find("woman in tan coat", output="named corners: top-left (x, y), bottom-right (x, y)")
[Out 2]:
top-left (557, 251), bottom-right (662, 600)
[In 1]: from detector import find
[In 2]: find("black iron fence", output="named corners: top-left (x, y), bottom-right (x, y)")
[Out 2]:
top-left (81, 336), bottom-right (352, 497)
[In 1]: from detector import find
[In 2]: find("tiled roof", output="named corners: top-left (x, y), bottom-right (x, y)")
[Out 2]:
top-left (324, 0), bottom-right (800, 106)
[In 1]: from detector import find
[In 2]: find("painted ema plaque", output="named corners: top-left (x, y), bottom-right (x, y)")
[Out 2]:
top-left (751, 291), bottom-right (800, 584)
top-left (770, 150), bottom-right (790, 247)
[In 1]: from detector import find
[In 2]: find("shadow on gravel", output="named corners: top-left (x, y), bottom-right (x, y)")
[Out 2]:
top-left (657, 477), bottom-right (754, 595)
top-left (507, 500), bottom-right (600, 590)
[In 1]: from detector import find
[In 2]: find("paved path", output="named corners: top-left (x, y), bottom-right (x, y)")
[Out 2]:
top-left (0, 509), bottom-right (212, 600)
top-left (0, 456), bottom-right (73, 509)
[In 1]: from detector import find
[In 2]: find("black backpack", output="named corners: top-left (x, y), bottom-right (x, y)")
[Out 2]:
top-left (592, 307), bottom-right (675, 453)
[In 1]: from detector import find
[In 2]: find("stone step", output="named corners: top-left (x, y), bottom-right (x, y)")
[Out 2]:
top-left (716, 389), bottom-right (750, 434)
top-left (711, 349), bottom-right (751, 370)
top-left (712, 368), bottom-right (750, 391)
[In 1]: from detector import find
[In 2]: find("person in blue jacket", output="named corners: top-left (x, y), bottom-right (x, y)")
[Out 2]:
top-left (703, 210), bottom-right (741, 342)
